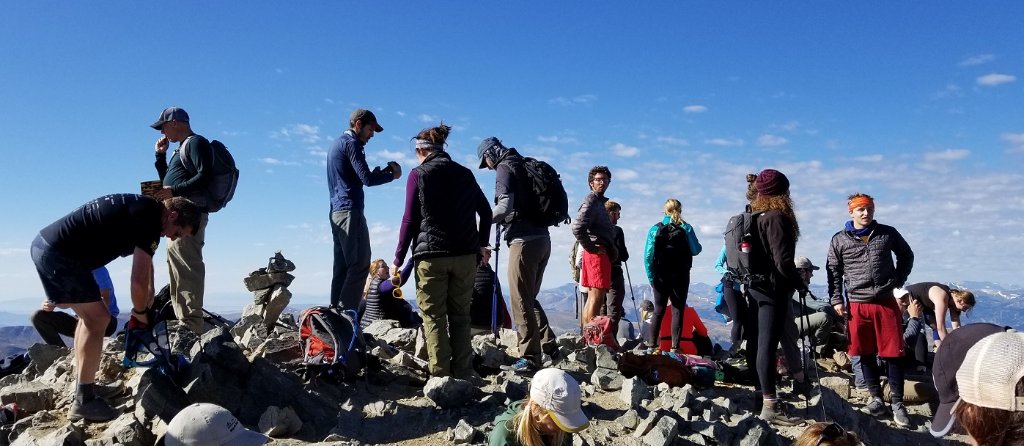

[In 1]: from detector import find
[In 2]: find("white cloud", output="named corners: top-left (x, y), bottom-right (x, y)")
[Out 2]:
top-left (0, 248), bottom-right (28, 257)
top-left (683, 105), bottom-right (707, 113)
top-left (925, 149), bottom-right (970, 161)
top-left (548, 94), bottom-right (597, 106)
top-left (959, 54), bottom-right (995, 66)
top-left (271, 123), bottom-right (321, 143)
top-left (931, 83), bottom-right (964, 100)
top-left (852, 154), bottom-right (884, 163)
top-left (1002, 133), bottom-right (1024, 153)
top-left (616, 169), bottom-right (639, 181)
top-left (259, 157), bottom-right (300, 166)
top-left (655, 136), bottom-right (689, 146)
top-left (977, 73), bottom-right (1017, 86)
top-left (417, 114), bottom-right (436, 123)
top-left (611, 143), bottom-right (639, 157)
top-left (705, 138), bottom-right (744, 147)
top-left (537, 135), bottom-right (580, 145)
top-left (757, 134), bottom-right (789, 147)
top-left (396, 111), bottom-right (407, 117)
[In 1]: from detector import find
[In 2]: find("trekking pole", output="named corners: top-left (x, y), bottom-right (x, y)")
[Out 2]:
top-left (623, 261), bottom-right (640, 333)
top-left (491, 225), bottom-right (503, 341)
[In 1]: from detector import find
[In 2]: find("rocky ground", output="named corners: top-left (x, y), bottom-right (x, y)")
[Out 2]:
top-left (0, 306), bottom-right (973, 446)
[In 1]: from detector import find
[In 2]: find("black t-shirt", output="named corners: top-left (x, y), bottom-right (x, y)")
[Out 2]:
top-left (39, 194), bottom-right (163, 269)
top-left (904, 282), bottom-right (950, 311)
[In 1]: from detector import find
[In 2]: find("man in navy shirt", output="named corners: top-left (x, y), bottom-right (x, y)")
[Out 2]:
top-left (327, 108), bottom-right (401, 309)
top-left (32, 194), bottom-right (200, 422)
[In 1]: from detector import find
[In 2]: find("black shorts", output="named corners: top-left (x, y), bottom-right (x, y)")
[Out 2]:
top-left (31, 235), bottom-right (101, 305)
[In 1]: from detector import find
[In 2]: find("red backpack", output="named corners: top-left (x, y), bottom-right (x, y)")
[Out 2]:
top-left (583, 316), bottom-right (620, 352)
top-left (299, 306), bottom-right (366, 382)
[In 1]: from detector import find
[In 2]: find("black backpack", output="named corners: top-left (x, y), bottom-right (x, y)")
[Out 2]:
top-left (299, 306), bottom-right (366, 382)
top-left (652, 222), bottom-right (693, 273)
top-left (179, 137), bottom-right (239, 212)
top-left (517, 157), bottom-right (570, 227)
top-left (722, 208), bottom-right (764, 286)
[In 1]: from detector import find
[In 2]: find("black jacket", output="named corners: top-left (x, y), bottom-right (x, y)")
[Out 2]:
top-left (413, 151), bottom-right (492, 259)
top-left (826, 222), bottom-right (914, 305)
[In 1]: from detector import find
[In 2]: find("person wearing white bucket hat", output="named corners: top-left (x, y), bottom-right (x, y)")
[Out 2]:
top-left (488, 368), bottom-right (589, 445)
top-left (160, 403), bottom-right (269, 446)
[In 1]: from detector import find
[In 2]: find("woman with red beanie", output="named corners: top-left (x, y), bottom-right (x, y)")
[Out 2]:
top-left (743, 169), bottom-right (809, 425)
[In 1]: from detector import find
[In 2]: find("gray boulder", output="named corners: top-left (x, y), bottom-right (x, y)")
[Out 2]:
top-left (423, 377), bottom-right (478, 408)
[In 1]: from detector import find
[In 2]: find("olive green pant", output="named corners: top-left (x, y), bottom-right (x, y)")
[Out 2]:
top-left (415, 254), bottom-right (476, 378)
top-left (167, 213), bottom-right (208, 334)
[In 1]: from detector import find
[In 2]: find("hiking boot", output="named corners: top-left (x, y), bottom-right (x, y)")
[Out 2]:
top-left (759, 400), bottom-right (803, 426)
top-left (542, 349), bottom-right (563, 367)
top-left (505, 358), bottom-right (538, 374)
top-left (94, 381), bottom-right (124, 400)
top-left (68, 398), bottom-right (118, 422)
top-left (892, 402), bottom-right (912, 428)
top-left (791, 378), bottom-right (817, 399)
top-left (863, 397), bottom-right (888, 418)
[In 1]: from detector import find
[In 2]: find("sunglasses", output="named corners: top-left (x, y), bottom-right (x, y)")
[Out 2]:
top-left (815, 423), bottom-right (845, 446)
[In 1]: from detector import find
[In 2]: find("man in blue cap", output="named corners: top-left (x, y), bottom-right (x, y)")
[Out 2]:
top-left (150, 106), bottom-right (212, 334)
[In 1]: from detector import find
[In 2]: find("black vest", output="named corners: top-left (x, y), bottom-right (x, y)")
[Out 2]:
top-left (413, 151), bottom-right (481, 259)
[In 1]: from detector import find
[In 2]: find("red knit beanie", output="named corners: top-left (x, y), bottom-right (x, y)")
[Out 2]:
top-left (755, 169), bottom-right (790, 196)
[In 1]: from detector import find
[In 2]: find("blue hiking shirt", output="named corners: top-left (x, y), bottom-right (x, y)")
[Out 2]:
top-left (327, 131), bottom-right (395, 212)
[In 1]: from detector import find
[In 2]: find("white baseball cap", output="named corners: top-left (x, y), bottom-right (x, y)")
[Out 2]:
top-left (893, 288), bottom-right (910, 300)
top-left (955, 331), bottom-right (1024, 413)
top-left (165, 403), bottom-right (269, 446)
top-left (530, 368), bottom-right (589, 433)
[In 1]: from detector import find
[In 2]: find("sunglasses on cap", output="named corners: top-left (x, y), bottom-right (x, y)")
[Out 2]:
top-left (815, 423), bottom-right (846, 446)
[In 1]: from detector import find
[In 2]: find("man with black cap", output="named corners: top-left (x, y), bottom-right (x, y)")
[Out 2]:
top-left (151, 106), bottom-right (213, 334)
top-left (327, 108), bottom-right (402, 310)
top-left (827, 192), bottom-right (915, 427)
top-left (477, 137), bottom-right (558, 373)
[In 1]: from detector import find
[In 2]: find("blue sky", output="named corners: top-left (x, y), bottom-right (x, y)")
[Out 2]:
top-left (2, 2), bottom-right (1023, 314)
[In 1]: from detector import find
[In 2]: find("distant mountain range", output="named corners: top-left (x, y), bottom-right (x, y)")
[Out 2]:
top-left (3, 281), bottom-right (1021, 358)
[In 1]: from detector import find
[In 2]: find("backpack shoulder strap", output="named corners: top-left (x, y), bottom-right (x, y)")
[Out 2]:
top-left (177, 135), bottom-right (196, 173)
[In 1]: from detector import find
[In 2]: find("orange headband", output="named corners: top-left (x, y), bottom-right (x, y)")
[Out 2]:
top-left (848, 196), bottom-right (874, 212)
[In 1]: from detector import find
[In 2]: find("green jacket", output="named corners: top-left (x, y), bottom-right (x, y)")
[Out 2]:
top-left (488, 401), bottom-right (573, 446)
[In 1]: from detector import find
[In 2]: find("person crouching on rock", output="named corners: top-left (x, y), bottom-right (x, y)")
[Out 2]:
top-left (360, 258), bottom-right (421, 329)
top-left (489, 368), bottom-right (590, 446)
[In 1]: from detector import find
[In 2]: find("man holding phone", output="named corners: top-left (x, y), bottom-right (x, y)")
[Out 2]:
top-left (327, 108), bottom-right (402, 310)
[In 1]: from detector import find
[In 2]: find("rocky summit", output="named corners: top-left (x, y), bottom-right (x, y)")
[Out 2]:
top-left (0, 307), bottom-right (974, 445)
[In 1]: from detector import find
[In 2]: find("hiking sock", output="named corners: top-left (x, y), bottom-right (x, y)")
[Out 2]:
top-left (76, 383), bottom-right (96, 404)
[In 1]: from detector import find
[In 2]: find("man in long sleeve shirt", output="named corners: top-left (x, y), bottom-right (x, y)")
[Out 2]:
top-left (327, 108), bottom-right (401, 310)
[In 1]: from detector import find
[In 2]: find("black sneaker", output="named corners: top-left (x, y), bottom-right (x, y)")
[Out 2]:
top-left (68, 398), bottom-right (118, 422)
top-left (863, 397), bottom-right (888, 417)
top-left (892, 402), bottom-right (912, 428)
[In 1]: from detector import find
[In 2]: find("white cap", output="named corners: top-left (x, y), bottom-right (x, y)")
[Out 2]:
top-left (955, 331), bottom-right (1024, 412)
top-left (530, 368), bottom-right (589, 433)
top-left (893, 288), bottom-right (910, 300)
top-left (165, 403), bottom-right (269, 446)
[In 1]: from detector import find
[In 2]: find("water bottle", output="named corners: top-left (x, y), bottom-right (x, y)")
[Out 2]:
top-left (0, 402), bottom-right (18, 424)
top-left (739, 241), bottom-right (750, 254)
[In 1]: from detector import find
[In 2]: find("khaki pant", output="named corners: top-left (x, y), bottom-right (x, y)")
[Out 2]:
top-left (415, 254), bottom-right (476, 378)
top-left (508, 237), bottom-right (555, 363)
top-left (168, 213), bottom-right (208, 334)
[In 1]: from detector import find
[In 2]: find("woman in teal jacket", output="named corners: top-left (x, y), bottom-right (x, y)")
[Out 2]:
top-left (643, 198), bottom-right (702, 351)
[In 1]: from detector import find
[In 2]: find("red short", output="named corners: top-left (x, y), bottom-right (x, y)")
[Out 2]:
top-left (581, 250), bottom-right (611, 289)
top-left (847, 298), bottom-right (904, 358)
